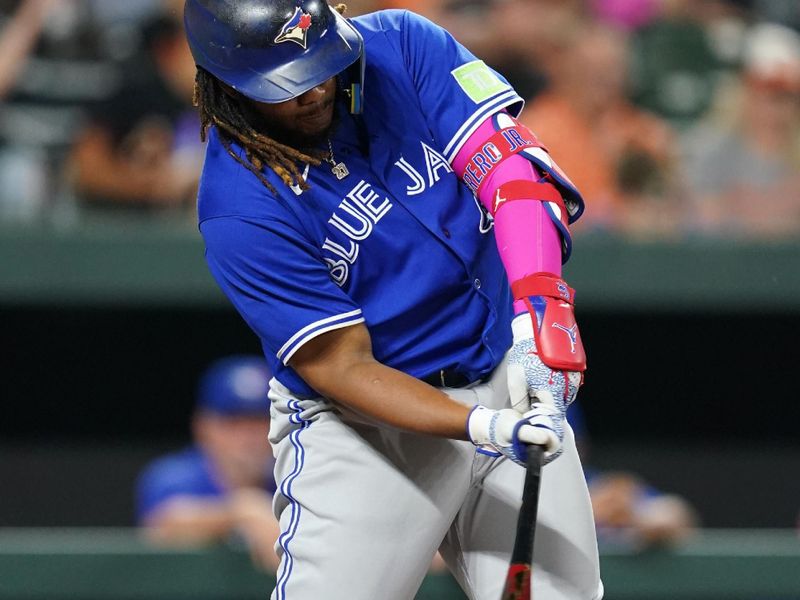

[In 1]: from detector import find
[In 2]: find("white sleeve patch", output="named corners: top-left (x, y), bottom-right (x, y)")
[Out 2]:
top-left (451, 60), bottom-right (510, 104)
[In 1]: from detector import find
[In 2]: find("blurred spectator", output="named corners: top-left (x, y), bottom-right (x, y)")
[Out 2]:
top-left (405, 0), bottom-right (503, 66)
top-left (0, 0), bottom-right (54, 98)
top-left (136, 355), bottom-right (279, 571)
top-left (68, 4), bottom-right (202, 213)
top-left (693, 0), bottom-right (754, 67)
top-left (0, 0), bottom-right (55, 221)
top-left (520, 20), bottom-right (682, 237)
top-left (568, 404), bottom-right (698, 549)
top-left (753, 0), bottom-right (800, 32)
top-left (381, 0), bottom-right (541, 98)
top-left (338, 0), bottom-right (379, 17)
top-left (484, 0), bottom-right (585, 101)
top-left (89, 0), bottom-right (163, 28)
top-left (682, 23), bottom-right (800, 238)
top-left (589, 0), bottom-right (660, 31)
top-left (380, 0), bottom-right (570, 102)
top-left (588, 471), bottom-right (698, 548)
top-left (629, 0), bottom-right (722, 130)
top-left (88, 0), bottom-right (169, 63)
top-left (0, 0), bottom-right (118, 222)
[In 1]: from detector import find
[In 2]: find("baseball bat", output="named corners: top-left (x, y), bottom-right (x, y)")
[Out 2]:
top-left (501, 445), bottom-right (544, 600)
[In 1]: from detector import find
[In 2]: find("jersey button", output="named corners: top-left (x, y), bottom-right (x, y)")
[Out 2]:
top-left (442, 228), bottom-right (451, 239)
top-left (473, 278), bottom-right (482, 289)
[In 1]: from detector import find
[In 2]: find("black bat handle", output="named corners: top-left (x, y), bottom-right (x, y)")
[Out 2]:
top-left (511, 445), bottom-right (544, 565)
top-left (502, 445), bottom-right (544, 600)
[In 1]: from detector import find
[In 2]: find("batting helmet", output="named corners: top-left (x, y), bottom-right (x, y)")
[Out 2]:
top-left (184, 0), bottom-right (364, 109)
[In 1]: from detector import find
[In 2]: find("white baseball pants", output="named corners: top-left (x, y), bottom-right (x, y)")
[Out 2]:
top-left (267, 363), bottom-right (603, 600)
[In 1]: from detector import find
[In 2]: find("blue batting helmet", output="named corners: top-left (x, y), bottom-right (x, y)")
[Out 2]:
top-left (196, 355), bottom-right (272, 417)
top-left (184, 0), bottom-right (364, 109)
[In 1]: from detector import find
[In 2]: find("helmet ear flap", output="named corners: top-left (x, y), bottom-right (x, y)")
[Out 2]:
top-left (184, 0), bottom-right (364, 106)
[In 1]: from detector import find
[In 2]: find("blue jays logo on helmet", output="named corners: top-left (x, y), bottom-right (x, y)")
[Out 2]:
top-left (275, 7), bottom-right (313, 49)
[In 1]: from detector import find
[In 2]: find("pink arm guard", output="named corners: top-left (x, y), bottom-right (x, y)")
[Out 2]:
top-left (453, 116), bottom-right (562, 315)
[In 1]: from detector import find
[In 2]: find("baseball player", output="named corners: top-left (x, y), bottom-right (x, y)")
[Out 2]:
top-left (184, 1), bottom-right (602, 599)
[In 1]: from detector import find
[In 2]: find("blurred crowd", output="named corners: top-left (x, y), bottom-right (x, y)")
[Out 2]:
top-left (0, 0), bottom-right (798, 240)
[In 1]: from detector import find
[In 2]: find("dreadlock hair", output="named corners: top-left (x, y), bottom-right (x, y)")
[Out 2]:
top-left (193, 4), bottom-right (349, 194)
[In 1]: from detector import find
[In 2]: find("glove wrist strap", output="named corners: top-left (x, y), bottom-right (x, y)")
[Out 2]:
top-left (511, 272), bottom-right (574, 304)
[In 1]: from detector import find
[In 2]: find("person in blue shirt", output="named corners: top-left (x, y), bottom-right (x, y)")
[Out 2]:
top-left (136, 355), bottom-right (280, 571)
top-left (184, 1), bottom-right (602, 598)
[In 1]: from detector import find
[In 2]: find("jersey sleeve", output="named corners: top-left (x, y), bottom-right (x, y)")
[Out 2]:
top-left (201, 215), bottom-right (364, 365)
top-left (392, 10), bottom-right (524, 163)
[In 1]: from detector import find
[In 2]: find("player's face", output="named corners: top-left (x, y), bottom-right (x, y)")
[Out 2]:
top-left (244, 77), bottom-right (338, 148)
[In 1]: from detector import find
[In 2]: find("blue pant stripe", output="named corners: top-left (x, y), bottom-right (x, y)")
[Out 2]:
top-left (275, 399), bottom-right (310, 600)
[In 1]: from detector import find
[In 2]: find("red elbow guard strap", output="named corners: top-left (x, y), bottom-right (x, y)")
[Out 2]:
top-left (515, 274), bottom-right (586, 372)
top-left (492, 180), bottom-right (570, 232)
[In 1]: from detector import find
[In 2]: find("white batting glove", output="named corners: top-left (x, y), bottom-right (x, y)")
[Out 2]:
top-left (507, 314), bottom-right (582, 412)
top-left (506, 314), bottom-right (581, 463)
top-left (466, 405), bottom-right (560, 466)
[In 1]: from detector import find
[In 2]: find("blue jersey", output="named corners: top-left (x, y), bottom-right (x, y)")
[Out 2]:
top-left (135, 446), bottom-right (277, 522)
top-left (198, 10), bottom-right (525, 396)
